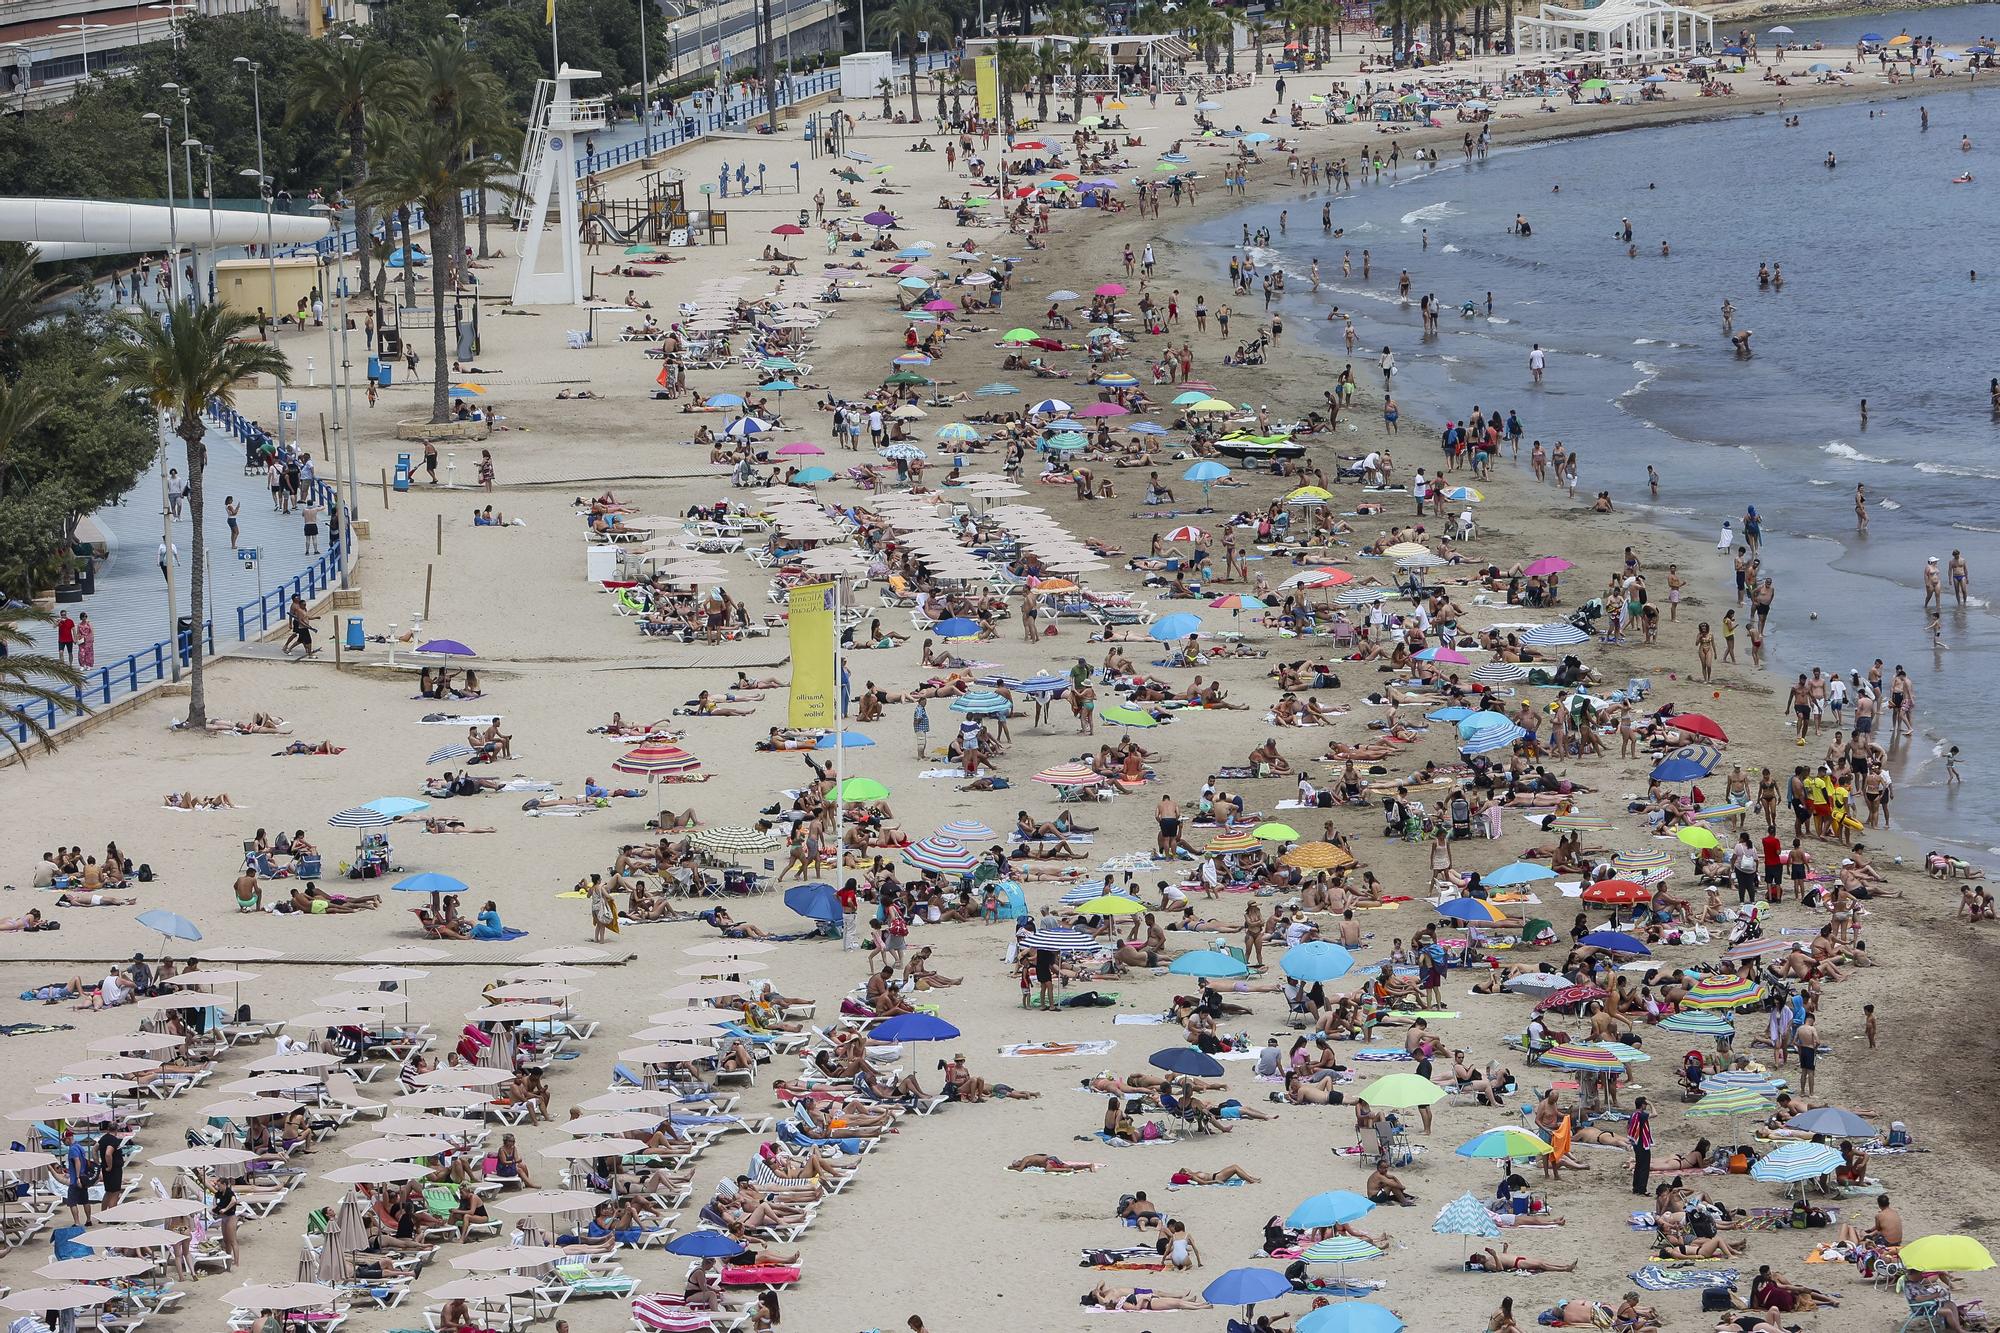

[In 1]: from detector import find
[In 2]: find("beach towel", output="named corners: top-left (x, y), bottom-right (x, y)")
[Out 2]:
top-left (1096, 1131), bottom-right (1178, 1147)
top-left (1000, 1040), bottom-right (1116, 1057)
top-left (1628, 1264), bottom-right (1737, 1291)
top-left (1352, 1049), bottom-right (1414, 1062)
top-left (1165, 1178), bottom-right (1245, 1191)
top-left (418, 714), bottom-right (501, 725)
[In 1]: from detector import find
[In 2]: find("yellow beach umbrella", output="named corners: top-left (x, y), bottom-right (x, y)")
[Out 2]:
top-left (1900, 1235), bottom-right (1994, 1273)
top-left (1282, 841), bottom-right (1357, 871)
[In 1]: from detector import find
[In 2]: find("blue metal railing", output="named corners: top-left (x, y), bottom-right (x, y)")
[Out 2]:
top-left (203, 402), bottom-right (350, 643)
top-left (1, 622), bottom-right (216, 749)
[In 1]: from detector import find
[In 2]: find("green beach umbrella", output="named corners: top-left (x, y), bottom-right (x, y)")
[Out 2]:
top-left (884, 371), bottom-right (932, 386)
top-left (1252, 823), bottom-right (1298, 842)
top-left (837, 777), bottom-right (890, 802)
top-left (1098, 704), bottom-right (1158, 728)
top-left (1000, 328), bottom-right (1037, 343)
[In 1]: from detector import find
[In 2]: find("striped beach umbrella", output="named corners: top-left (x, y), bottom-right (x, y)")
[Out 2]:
top-left (1611, 848), bottom-right (1673, 873)
top-left (1660, 1012), bottom-right (1735, 1036)
top-left (328, 806), bottom-right (396, 828)
top-left (1722, 937), bottom-right (1794, 964)
top-left (1336, 586), bottom-right (1389, 606)
top-left (690, 825), bottom-right (782, 854)
top-left (1599, 1042), bottom-right (1650, 1064)
top-left (1539, 1044), bottom-right (1627, 1072)
top-left (1471, 662), bottom-right (1530, 685)
top-left (1520, 622), bottom-right (1590, 647)
top-left (949, 691), bottom-right (1013, 715)
top-left (1205, 830), bottom-right (1261, 854)
top-left (1301, 1236), bottom-right (1385, 1264)
top-left (1683, 975), bottom-right (1765, 1010)
top-left (1460, 723), bottom-right (1526, 755)
top-left (1700, 1070), bottom-right (1787, 1095)
top-left (1019, 928), bottom-right (1102, 952)
top-left (1281, 841), bottom-right (1356, 871)
top-left (612, 744), bottom-right (701, 778)
top-left (1689, 1088), bottom-right (1776, 1119)
top-left (1097, 371), bottom-right (1139, 388)
top-left (935, 819), bottom-right (995, 842)
top-left (1693, 802), bottom-right (1751, 822)
top-left (1750, 1142), bottom-right (1842, 1184)
top-left (1034, 762), bottom-right (1102, 786)
top-left (902, 836), bottom-right (980, 875)
top-left (1455, 1126), bottom-right (1553, 1159)
top-left (1432, 1192), bottom-right (1501, 1241)
top-left (426, 744), bottom-right (476, 766)
top-left (1060, 884), bottom-right (1109, 905)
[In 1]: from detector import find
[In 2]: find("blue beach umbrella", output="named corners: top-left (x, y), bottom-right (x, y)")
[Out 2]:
top-left (933, 617), bottom-right (981, 639)
top-left (1281, 941), bottom-right (1354, 982)
top-left (783, 882), bottom-right (842, 925)
top-left (815, 732), bottom-right (873, 749)
top-left (1457, 711), bottom-right (1512, 735)
top-left (365, 797), bottom-right (429, 818)
top-left (1149, 612), bottom-right (1201, 641)
top-left (1131, 422), bottom-right (1169, 436)
top-left (393, 872), bottom-right (469, 897)
top-left (1751, 1141), bottom-right (1842, 1184)
top-left (1433, 1192), bottom-right (1502, 1242)
top-left (760, 380), bottom-right (799, 394)
top-left (949, 690), bottom-right (1011, 715)
top-left (665, 1230), bottom-right (748, 1258)
top-left (870, 1013), bottom-right (961, 1041)
top-left (1484, 862), bottom-right (1555, 888)
top-left (1184, 460), bottom-right (1230, 497)
top-left (1651, 756), bottom-right (1713, 782)
top-left (1426, 706), bottom-right (1475, 723)
top-left (1168, 950), bottom-right (1248, 978)
top-left (704, 393), bottom-right (745, 408)
top-left (1579, 930), bottom-right (1649, 955)
top-left (1460, 723), bottom-right (1526, 754)
top-left (1788, 1106), bottom-right (1874, 1138)
top-left (791, 467), bottom-right (834, 483)
top-left (1297, 1301), bottom-right (1403, 1333)
top-left (136, 909), bottom-right (202, 944)
top-left (1203, 1267), bottom-right (1290, 1314)
top-left (1287, 1190), bottom-right (1375, 1228)
top-left (976, 383), bottom-right (1019, 396)
top-left (1149, 1047), bottom-right (1225, 1078)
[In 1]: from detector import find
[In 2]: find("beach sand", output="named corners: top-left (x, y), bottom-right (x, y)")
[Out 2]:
top-left (1, 50), bottom-right (1994, 1332)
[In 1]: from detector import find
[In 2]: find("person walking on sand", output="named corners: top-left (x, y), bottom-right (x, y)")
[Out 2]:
top-left (1696, 621), bottom-right (1715, 683)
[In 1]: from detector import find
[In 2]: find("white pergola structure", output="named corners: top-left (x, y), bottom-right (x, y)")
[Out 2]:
top-left (1515, 0), bottom-right (1714, 58)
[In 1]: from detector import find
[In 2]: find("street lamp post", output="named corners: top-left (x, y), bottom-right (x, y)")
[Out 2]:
top-left (140, 111), bottom-right (180, 307)
top-left (188, 140), bottom-right (218, 305)
top-left (161, 84), bottom-right (198, 300)
top-left (56, 22), bottom-right (108, 81)
top-left (146, 3), bottom-right (195, 52)
top-left (141, 108), bottom-right (186, 682)
top-left (233, 57), bottom-right (285, 449)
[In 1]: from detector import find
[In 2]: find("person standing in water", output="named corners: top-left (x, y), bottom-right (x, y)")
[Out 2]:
top-left (1854, 484), bottom-right (1868, 531)
top-left (1950, 549), bottom-right (1971, 606)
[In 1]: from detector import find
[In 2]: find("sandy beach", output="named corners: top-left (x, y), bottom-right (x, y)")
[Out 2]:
top-left (2, 40), bottom-right (1996, 1333)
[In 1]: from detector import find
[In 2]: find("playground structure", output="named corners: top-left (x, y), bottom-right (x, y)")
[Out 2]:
top-left (581, 167), bottom-right (692, 245)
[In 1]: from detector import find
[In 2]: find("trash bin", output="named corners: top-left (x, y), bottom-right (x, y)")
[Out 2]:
top-left (176, 615), bottom-right (195, 666)
top-left (345, 617), bottom-right (365, 651)
top-left (375, 362), bottom-right (393, 387)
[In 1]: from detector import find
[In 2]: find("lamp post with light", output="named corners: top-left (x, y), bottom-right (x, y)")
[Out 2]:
top-left (233, 55), bottom-right (285, 446)
top-left (56, 22), bottom-right (108, 81)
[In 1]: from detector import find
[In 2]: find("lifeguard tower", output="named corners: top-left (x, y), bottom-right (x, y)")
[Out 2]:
top-left (511, 64), bottom-right (607, 307)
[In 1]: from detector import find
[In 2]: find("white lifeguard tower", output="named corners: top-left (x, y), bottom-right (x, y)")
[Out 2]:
top-left (511, 64), bottom-right (607, 307)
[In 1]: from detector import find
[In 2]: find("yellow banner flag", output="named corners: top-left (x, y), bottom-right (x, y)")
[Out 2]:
top-left (546, 0), bottom-right (556, 24)
top-left (787, 582), bottom-right (837, 729)
top-left (973, 54), bottom-right (999, 122)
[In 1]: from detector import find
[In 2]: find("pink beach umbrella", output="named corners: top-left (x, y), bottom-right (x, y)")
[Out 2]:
top-left (922, 298), bottom-right (957, 312)
top-left (1523, 557), bottom-right (1574, 576)
top-left (774, 442), bottom-right (824, 457)
top-left (1094, 282), bottom-right (1127, 296)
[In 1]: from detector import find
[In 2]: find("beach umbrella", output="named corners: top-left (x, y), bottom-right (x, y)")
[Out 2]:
top-left (77, 1224), bottom-right (189, 1249)
top-left (783, 882), bottom-right (842, 926)
top-left (933, 616), bottom-right (981, 640)
top-left (1460, 723), bottom-right (1526, 755)
top-left (1471, 662), bottom-right (1529, 685)
top-left (774, 442), bottom-right (824, 458)
top-left (1677, 826), bottom-right (1720, 851)
top-left (1098, 705), bottom-right (1158, 729)
top-left (704, 392), bottom-right (745, 408)
top-left (1702, 1070), bottom-right (1787, 1095)
top-left (1520, 622), bottom-right (1589, 647)
top-left (1280, 941), bottom-right (1354, 982)
top-left (1073, 894), bottom-right (1147, 916)
top-left (1667, 713), bottom-right (1729, 743)
top-left (1523, 556), bottom-right (1573, 576)
top-left (1028, 398), bottom-right (1072, 415)
top-left (1, 1288), bottom-right (118, 1313)
top-left (862, 210), bottom-right (897, 226)
top-left (426, 744), bottom-right (476, 765)
top-left (1281, 842), bottom-right (1355, 871)
top-left (1019, 928), bottom-right (1102, 952)
top-left (1900, 1236), bottom-right (1995, 1273)
top-left (1786, 1106), bottom-right (1875, 1138)
top-left (1287, 1191), bottom-right (1375, 1229)
top-left (1751, 1141), bottom-right (1842, 1185)
top-left (1336, 586), bottom-right (1388, 607)
top-left (690, 825), bottom-right (782, 854)
top-left (1210, 593), bottom-right (1269, 615)
top-left (1432, 1192), bottom-right (1502, 1247)
top-left (1456, 1126), bottom-right (1553, 1159)
top-left (135, 909), bottom-right (202, 946)
top-left (950, 690), bottom-right (1012, 715)
top-left (1438, 898), bottom-right (1506, 923)
top-left (1579, 930), bottom-right (1649, 955)
top-left (35, 1255), bottom-right (154, 1281)
top-left (667, 1230), bottom-right (750, 1258)
top-left (452, 1244), bottom-right (569, 1273)
top-left (1533, 984), bottom-right (1607, 1013)
top-left (1485, 862), bottom-right (1555, 888)
top-left (1684, 975), bottom-right (1765, 1009)
top-left (870, 1013), bottom-right (960, 1042)
top-left (1252, 823), bottom-right (1298, 842)
top-left (999, 328), bottom-right (1038, 343)
top-left (1413, 646), bottom-right (1471, 665)
top-left (1149, 1047), bottom-right (1224, 1078)
top-left (1168, 950), bottom-right (1249, 979)
top-left (816, 732), bottom-right (873, 750)
top-left (1149, 612), bottom-right (1202, 641)
top-left (612, 743), bottom-right (701, 778)
top-left (1651, 754), bottom-right (1716, 783)
top-left (1201, 831), bottom-right (1258, 856)
top-left (835, 777), bottom-right (890, 803)
top-left (1540, 1044), bottom-right (1627, 1072)
top-left (222, 1282), bottom-right (341, 1313)
top-left (1581, 878), bottom-right (1648, 905)
top-left (936, 819), bottom-right (996, 841)
top-left (1204, 1266), bottom-right (1291, 1318)
top-left (937, 423), bottom-right (980, 443)
top-left (902, 836), bottom-right (980, 875)
top-left (1033, 762), bottom-right (1101, 787)
top-left (976, 382), bottom-right (1019, 396)
top-left (1500, 972), bottom-right (1569, 996)
top-left (1360, 1073), bottom-right (1447, 1108)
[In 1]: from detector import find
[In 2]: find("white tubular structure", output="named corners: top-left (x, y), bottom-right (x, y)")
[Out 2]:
top-left (0, 198), bottom-right (330, 262)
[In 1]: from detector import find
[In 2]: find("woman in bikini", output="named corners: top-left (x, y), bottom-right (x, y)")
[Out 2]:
top-left (1083, 1284), bottom-right (1211, 1311)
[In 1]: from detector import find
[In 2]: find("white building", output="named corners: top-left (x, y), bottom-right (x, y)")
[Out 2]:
top-left (1514, 0), bottom-right (1714, 59)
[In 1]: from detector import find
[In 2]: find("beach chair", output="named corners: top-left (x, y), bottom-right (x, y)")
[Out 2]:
top-left (540, 1262), bottom-right (639, 1305)
top-left (1895, 1278), bottom-right (1946, 1333)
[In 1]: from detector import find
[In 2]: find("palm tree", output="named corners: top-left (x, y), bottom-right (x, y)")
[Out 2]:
top-left (288, 34), bottom-right (399, 306)
top-left (0, 243), bottom-right (52, 348)
top-left (1185, 7), bottom-right (1233, 74)
top-left (873, 0), bottom-right (947, 125)
top-left (1040, 2), bottom-right (1100, 123)
top-left (359, 121), bottom-right (515, 426)
top-left (877, 76), bottom-right (895, 119)
top-left (0, 604), bottom-right (84, 760)
top-left (1029, 41), bottom-right (1064, 121)
top-left (994, 38), bottom-right (1033, 122)
top-left (108, 305), bottom-right (290, 731)
top-left (401, 38), bottom-right (511, 291)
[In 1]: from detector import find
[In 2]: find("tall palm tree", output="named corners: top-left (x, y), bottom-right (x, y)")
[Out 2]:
top-left (288, 34), bottom-right (399, 305)
top-left (0, 604), bottom-right (84, 760)
top-left (108, 305), bottom-right (291, 730)
top-left (995, 38), bottom-right (1033, 122)
top-left (1029, 41), bottom-right (1064, 121)
top-left (1185, 7), bottom-right (1233, 74)
top-left (873, 0), bottom-right (947, 125)
top-left (359, 121), bottom-right (515, 426)
top-left (0, 244), bottom-right (53, 352)
top-left (400, 38), bottom-right (511, 291)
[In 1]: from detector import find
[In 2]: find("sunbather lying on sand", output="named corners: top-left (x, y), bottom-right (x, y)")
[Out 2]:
top-left (164, 792), bottom-right (237, 809)
top-left (1082, 1283), bottom-right (1211, 1311)
top-left (1009, 1154), bottom-right (1099, 1173)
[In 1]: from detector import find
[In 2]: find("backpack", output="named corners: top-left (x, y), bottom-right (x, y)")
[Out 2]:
top-left (136, 864), bottom-right (155, 883)
top-left (1700, 1285), bottom-right (1736, 1313)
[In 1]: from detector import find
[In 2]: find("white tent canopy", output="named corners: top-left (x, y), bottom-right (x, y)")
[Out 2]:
top-left (1515, 0), bottom-right (1714, 58)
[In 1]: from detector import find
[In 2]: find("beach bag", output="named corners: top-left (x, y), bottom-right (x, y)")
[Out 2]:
top-left (1726, 1151), bottom-right (1750, 1174)
top-left (1139, 1120), bottom-right (1166, 1141)
top-left (1789, 1199), bottom-right (1811, 1229)
top-left (1701, 1286), bottom-right (1735, 1313)
top-left (137, 864), bottom-right (155, 883)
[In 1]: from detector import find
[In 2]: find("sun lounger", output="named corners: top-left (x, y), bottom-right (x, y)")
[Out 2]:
top-left (540, 1261), bottom-right (640, 1304)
